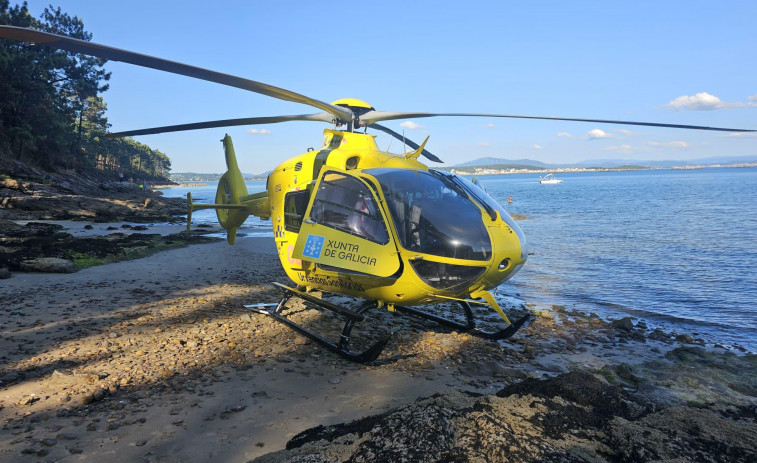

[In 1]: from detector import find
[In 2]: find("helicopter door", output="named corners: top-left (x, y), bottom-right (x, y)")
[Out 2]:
top-left (292, 170), bottom-right (400, 277)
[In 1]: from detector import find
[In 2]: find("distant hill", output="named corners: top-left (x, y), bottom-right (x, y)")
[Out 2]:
top-left (455, 157), bottom-right (549, 168)
top-left (444, 164), bottom-right (544, 173)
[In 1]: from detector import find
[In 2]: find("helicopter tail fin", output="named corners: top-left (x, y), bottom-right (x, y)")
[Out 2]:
top-left (215, 135), bottom-right (250, 244)
top-left (185, 135), bottom-right (271, 245)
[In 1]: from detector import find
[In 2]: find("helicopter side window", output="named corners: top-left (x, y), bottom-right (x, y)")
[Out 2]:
top-left (310, 172), bottom-right (389, 244)
top-left (284, 190), bottom-right (311, 232)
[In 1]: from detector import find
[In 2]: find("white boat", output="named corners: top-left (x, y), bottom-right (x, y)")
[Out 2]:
top-left (539, 173), bottom-right (563, 184)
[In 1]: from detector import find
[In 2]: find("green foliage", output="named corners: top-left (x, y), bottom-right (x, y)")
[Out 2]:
top-left (69, 237), bottom-right (217, 269)
top-left (69, 251), bottom-right (106, 268)
top-left (0, 1), bottom-right (170, 180)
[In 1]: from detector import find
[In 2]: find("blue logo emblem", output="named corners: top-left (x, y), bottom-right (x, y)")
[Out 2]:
top-left (302, 234), bottom-right (325, 259)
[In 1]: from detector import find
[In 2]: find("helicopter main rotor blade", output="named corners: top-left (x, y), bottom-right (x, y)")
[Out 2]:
top-left (360, 111), bottom-right (756, 133)
top-left (369, 123), bottom-right (443, 163)
top-left (108, 113), bottom-right (333, 138)
top-left (0, 26), bottom-right (353, 123)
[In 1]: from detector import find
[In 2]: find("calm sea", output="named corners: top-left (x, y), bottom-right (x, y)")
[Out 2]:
top-left (162, 167), bottom-right (757, 351)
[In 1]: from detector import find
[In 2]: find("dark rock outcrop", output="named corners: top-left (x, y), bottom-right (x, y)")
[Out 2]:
top-left (0, 219), bottom-right (217, 273)
top-left (0, 166), bottom-right (184, 223)
top-left (254, 371), bottom-right (757, 463)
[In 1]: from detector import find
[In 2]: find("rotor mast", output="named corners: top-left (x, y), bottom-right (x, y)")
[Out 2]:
top-left (331, 98), bottom-right (374, 132)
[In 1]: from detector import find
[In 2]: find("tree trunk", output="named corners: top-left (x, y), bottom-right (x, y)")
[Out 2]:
top-left (16, 139), bottom-right (24, 161)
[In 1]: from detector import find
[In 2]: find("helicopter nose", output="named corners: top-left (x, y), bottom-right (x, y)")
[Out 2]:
top-left (490, 214), bottom-right (527, 284)
top-left (499, 212), bottom-right (528, 262)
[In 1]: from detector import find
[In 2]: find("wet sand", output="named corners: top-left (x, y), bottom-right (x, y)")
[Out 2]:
top-left (1, 236), bottom-right (755, 462)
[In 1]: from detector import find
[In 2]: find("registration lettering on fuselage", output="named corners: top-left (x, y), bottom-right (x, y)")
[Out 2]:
top-left (296, 273), bottom-right (365, 292)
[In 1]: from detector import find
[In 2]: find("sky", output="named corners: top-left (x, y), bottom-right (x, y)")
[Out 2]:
top-left (18, 0), bottom-right (757, 173)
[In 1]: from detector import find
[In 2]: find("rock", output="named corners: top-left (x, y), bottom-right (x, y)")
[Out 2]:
top-left (41, 438), bottom-right (57, 446)
top-left (84, 224), bottom-right (94, 230)
top-left (81, 388), bottom-right (107, 405)
top-left (614, 363), bottom-right (638, 383)
top-left (1, 371), bottom-right (20, 383)
top-left (18, 395), bottom-right (40, 406)
top-left (271, 372), bottom-right (656, 462)
top-left (538, 310), bottom-right (554, 320)
top-left (20, 257), bottom-right (76, 273)
top-left (611, 317), bottom-right (634, 331)
top-left (219, 405), bottom-right (247, 419)
top-left (458, 360), bottom-right (510, 377)
top-left (675, 334), bottom-right (694, 344)
top-left (649, 328), bottom-right (669, 341)
top-left (0, 267), bottom-right (10, 279)
top-left (144, 198), bottom-right (154, 208)
top-left (522, 346), bottom-right (538, 359)
top-left (419, 360), bottom-right (435, 370)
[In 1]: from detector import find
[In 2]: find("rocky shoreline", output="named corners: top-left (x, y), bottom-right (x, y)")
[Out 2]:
top-left (0, 165), bottom-right (201, 278)
top-left (1, 162), bottom-right (185, 223)
top-left (0, 220), bottom-right (219, 275)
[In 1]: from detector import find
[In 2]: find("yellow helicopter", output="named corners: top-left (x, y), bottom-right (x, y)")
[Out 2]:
top-left (2, 26), bottom-right (754, 362)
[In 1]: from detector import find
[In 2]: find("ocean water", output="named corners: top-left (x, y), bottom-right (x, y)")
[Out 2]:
top-left (162, 180), bottom-right (271, 237)
top-left (162, 168), bottom-right (757, 351)
top-left (485, 168), bottom-right (757, 351)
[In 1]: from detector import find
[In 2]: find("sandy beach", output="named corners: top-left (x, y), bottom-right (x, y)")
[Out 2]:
top-left (1, 230), bottom-right (755, 462)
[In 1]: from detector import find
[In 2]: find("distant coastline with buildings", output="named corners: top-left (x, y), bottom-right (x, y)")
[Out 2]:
top-left (445, 161), bottom-right (757, 176)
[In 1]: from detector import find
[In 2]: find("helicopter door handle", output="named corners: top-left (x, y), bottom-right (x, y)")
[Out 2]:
top-left (303, 218), bottom-right (315, 224)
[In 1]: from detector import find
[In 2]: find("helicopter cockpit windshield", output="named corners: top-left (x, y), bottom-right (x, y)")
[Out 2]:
top-left (368, 168), bottom-right (492, 261)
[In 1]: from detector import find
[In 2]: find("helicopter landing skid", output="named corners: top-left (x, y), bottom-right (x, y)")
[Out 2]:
top-left (250, 282), bottom-right (390, 364)
top-left (393, 301), bottom-right (531, 340)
